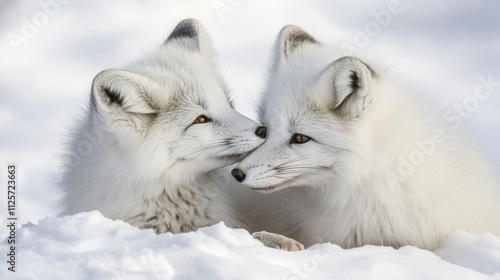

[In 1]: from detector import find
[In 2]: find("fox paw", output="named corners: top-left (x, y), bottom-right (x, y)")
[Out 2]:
top-left (252, 231), bottom-right (305, 251)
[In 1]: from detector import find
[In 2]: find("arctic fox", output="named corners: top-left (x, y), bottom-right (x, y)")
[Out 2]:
top-left (57, 19), bottom-right (304, 251)
top-left (232, 25), bottom-right (500, 250)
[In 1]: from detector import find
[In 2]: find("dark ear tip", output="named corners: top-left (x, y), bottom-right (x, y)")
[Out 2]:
top-left (92, 69), bottom-right (115, 86)
top-left (178, 18), bottom-right (202, 29)
top-left (336, 56), bottom-right (376, 77)
top-left (279, 25), bottom-right (305, 36)
top-left (166, 18), bottom-right (201, 43)
top-left (279, 25), bottom-right (316, 41)
top-left (279, 24), bottom-right (318, 57)
top-left (337, 56), bottom-right (358, 63)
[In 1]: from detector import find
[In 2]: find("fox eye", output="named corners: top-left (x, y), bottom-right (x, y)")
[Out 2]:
top-left (290, 133), bottom-right (311, 144)
top-left (193, 115), bottom-right (212, 124)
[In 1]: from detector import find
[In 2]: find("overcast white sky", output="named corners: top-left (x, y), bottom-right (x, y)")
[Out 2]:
top-left (1, 0), bottom-right (499, 226)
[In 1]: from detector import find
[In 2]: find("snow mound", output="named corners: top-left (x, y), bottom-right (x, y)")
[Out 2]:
top-left (1, 211), bottom-right (499, 279)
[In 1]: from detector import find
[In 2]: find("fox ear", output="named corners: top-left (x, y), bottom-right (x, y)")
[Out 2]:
top-left (321, 56), bottom-right (377, 118)
top-left (276, 25), bottom-right (318, 62)
top-left (91, 69), bottom-right (159, 132)
top-left (164, 18), bottom-right (212, 54)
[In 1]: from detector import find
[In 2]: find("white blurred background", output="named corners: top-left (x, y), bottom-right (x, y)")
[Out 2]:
top-left (0, 0), bottom-right (499, 227)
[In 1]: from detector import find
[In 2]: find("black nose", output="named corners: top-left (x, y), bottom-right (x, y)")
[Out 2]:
top-left (231, 168), bottom-right (246, 183)
top-left (255, 126), bottom-right (267, 139)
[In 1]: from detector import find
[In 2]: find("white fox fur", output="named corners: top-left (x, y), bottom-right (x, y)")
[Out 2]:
top-left (234, 25), bottom-right (500, 250)
top-left (58, 19), bottom-right (268, 234)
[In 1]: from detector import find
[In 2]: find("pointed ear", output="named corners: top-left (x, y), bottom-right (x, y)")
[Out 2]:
top-left (91, 69), bottom-right (159, 132)
top-left (164, 18), bottom-right (212, 54)
top-left (276, 25), bottom-right (318, 63)
top-left (320, 56), bottom-right (377, 118)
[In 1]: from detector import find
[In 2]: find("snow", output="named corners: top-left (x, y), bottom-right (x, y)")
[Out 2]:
top-left (1, 0), bottom-right (500, 279)
top-left (1, 212), bottom-right (499, 279)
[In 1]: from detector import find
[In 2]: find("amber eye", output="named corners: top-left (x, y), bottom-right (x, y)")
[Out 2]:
top-left (193, 115), bottom-right (212, 124)
top-left (290, 133), bottom-right (311, 144)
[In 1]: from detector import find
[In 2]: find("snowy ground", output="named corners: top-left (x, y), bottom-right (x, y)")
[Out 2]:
top-left (1, 0), bottom-right (500, 279)
top-left (1, 212), bottom-right (500, 279)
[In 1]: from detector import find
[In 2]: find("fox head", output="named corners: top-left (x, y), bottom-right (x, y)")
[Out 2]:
top-left (232, 25), bottom-right (379, 192)
top-left (90, 19), bottom-right (266, 186)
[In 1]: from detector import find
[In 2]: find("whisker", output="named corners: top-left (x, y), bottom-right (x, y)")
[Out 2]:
top-left (183, 140), bottom-right (230, 158)
top-left (274, 154), bottom-right (324, 168)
